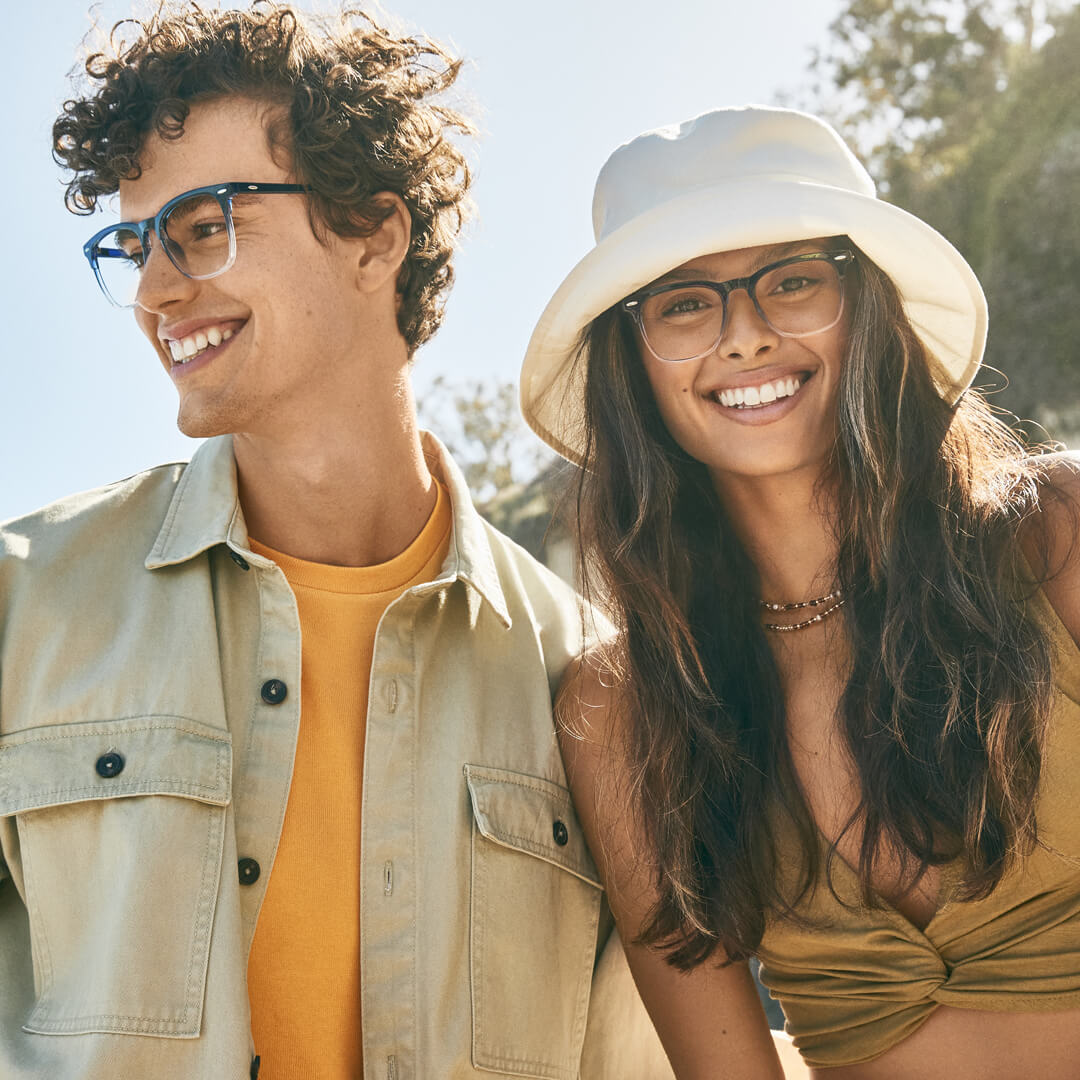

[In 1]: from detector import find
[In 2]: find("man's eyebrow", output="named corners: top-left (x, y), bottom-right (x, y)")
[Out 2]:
top-left (160, 192), bottom-right (226, 224)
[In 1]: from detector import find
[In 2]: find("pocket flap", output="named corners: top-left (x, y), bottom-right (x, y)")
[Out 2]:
top-left (464, 764), bottom-right (601, 888)
top-left (0, 716), bottom-right (232, 815)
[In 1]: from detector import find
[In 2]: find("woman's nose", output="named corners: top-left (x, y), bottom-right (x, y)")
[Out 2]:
top-left (716, 287), bottom-right (780, 361)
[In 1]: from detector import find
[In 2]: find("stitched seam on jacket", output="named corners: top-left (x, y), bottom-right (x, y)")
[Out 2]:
top-left (0, 718), bottom-right (230, 746)
top-left (468, 768), bottom-right (572, 805)
top-left (180, 796), bottom-right (221, 1028)
top-left (18, 816), bottom-right (55, 1006)
top-left (5, 782), bottom-right (229, 809)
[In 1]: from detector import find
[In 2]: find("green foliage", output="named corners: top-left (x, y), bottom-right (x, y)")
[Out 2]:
top-left (811, 0), bottom-right (1070, 191)
top-left (941, 7), bottom-right (1080, 437)
top-left (808, 0), bottom-right (1080, 443)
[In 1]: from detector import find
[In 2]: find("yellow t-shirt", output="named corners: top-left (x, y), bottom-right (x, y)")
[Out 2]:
top-left (246, 481), bottom-right (452, 1079)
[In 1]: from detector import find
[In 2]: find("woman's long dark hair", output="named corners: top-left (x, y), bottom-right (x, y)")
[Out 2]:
top-left (570, 242), bottom-right (1064, 968)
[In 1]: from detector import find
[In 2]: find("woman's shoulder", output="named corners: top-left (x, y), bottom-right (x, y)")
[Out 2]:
top-left (1038, 448), bottom-right (1080, 488)
top-left (555, 645), bottom-right (630, 757)
top-left (1029, 450), bottom-right (1080, 649)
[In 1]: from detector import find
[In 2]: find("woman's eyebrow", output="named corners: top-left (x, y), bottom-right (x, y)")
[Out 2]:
top-left (651, 241), bottom-right (826, 286)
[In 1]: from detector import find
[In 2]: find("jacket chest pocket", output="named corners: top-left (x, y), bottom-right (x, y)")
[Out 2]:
top-left (0, 717), bottom-right (231, 1038)
top-left (465, 764), bottom-right (603, 1080)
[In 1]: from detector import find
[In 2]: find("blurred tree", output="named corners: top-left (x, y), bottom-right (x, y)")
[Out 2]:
top-left (417, 376), bottom-right (556, 505)
top-left (809, 0), bottom-right (1071, 195)
top-left (939, 7), bottom-right (1080, 437)
top-left (804, 0), bottom-right (1080, 442)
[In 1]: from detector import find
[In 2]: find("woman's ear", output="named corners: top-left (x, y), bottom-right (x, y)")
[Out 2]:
top-left (354, 192), bottom-right (412, 294)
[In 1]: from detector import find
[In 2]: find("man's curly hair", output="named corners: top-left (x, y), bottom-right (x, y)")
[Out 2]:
top-left (53, 2), bottom-right (475, 353)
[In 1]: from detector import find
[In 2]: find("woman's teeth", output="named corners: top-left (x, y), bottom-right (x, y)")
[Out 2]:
top-left (168, 325), bottom-right (234, 364)
top-left (716, 375), bottom-right (804, 409)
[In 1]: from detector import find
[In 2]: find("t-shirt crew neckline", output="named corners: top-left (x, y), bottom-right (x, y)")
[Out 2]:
top-left (246, 479), bottom-right (451, 595)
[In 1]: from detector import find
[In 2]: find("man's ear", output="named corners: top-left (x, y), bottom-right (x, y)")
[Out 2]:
top-left (355, 192), bottom-right (412, 294)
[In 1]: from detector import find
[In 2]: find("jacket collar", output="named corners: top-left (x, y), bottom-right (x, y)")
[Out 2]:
top-left (145, 432), bottom-right (511, 628)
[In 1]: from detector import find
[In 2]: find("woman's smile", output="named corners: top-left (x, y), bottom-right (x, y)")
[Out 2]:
top-left (703, 367), bottom-right (816, 427)
top-left (713, 371), bottom-right (807, 409)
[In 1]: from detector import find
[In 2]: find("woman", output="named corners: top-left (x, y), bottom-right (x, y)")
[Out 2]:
top-left (519, 107), bottom-right (1080, 1079)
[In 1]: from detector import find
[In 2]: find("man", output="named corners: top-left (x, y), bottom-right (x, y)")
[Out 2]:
top-left (0, 5), bottom-right (672, 1078)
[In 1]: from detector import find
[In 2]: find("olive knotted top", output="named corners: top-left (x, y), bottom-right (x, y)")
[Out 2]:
top-left (757, 586), bottom-right (1080, 1068)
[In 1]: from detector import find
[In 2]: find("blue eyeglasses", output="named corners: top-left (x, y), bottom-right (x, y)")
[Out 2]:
top-left (83, 181), bottom-right (309, 307)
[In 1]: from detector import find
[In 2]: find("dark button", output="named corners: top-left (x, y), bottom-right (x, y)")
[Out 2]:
top-left (238, 858), bottom-right (261, 886)
top-left (260, 679), bottom-right (287, 705)
top-left (553, 819), bottom-right (569, 846)
top-left (229, 549), bottom-right (251, 571)
top-left (251, 1054), bottom-right (261, 1080)
top-left (95, 752), bottom-right (125, 779)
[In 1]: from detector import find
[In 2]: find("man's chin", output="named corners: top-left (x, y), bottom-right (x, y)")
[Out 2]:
top-left (176, 407), bottom-right (232, 441)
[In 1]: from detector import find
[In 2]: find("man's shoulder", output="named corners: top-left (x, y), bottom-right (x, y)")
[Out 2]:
top-left (0, 461), bottom-right (188, 570)
top-left (478, 518), bottom-right (614, 644)
top-left (481, 517), bottom-right (573, 594)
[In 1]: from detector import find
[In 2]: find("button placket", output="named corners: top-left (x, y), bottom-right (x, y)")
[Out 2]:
top-left (361, 598), bottom-right (419, 1076)
top-left (231, 559), bottom-right (303, 950)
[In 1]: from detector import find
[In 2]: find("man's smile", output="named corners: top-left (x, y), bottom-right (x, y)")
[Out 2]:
top-left (160, 317), bottom-right (248, 368)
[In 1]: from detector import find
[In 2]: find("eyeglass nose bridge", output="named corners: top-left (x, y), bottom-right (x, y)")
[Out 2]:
top-left (703, 274), bottom-right (778, 348)
top-left (132, 220), bottom-right (158, 270)
top-left (142, 224), bottom-right (195, 280)
top-left (136, 217), bottom-right (196, 279)
top-left (102, 218), bottom-right (179, 282)
top-left (127, 223), bottom-right (200, 310)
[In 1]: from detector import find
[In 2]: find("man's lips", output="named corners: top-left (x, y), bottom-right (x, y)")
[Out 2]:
top-left (158, 315), bottom-right (246, 362)
top-left (161, 318), bottom-right (247, 366)
top-left (164, 322), bottom-right (247, 379)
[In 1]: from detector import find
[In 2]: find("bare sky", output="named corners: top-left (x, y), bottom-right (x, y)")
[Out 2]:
top-left (2, 0), bottom-right (843, 521)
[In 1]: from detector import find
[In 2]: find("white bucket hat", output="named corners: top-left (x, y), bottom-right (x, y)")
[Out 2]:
top-left (520, 105), bottom-right (987, 465)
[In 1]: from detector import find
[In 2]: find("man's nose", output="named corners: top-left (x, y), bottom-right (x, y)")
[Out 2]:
top-left (134, 236), bottom-right (198, 313)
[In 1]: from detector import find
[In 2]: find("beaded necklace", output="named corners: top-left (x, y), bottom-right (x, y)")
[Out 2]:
top-left (760, 589), bottom-right (845, 633)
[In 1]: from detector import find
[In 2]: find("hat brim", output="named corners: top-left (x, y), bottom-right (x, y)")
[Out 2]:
top-left (521, 177), bottom-right (987, 466)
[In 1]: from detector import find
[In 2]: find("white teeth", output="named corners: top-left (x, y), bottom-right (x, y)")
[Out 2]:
top-left (165, 324), bottom-right (237, 364)
top-left (715, 375), bottom-right (805, 410)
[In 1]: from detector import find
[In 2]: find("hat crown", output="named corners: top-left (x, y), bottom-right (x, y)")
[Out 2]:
top-left (591, 106), bottom-right (877, 242)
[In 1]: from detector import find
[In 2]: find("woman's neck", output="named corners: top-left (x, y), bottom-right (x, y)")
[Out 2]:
top-left (712, 464), bottom-right (839, 605)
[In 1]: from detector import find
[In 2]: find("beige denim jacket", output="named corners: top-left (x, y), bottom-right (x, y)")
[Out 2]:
top-left (0, 434), bottom-right (672, 1080)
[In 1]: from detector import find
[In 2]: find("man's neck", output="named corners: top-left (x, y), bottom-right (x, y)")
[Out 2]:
top-left (232, 379), bottom-right (437, 568)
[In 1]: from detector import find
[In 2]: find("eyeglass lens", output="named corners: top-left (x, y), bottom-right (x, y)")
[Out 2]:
top-left (93, 192), bottom-right (233, 307)
top-left (639, 257), bottom-right (845, 361)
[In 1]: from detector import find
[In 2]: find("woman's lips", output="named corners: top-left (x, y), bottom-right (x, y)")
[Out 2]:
top-left (706, 370), bottom-right (815, 424)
